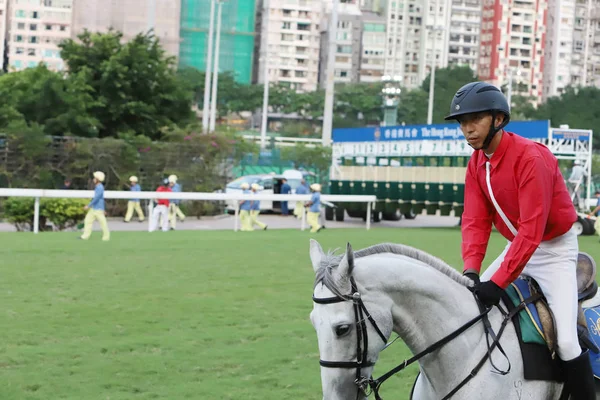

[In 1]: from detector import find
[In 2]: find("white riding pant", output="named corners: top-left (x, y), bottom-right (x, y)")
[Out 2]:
top-left (481, 227), bottom-right (581, 361)
top-left (150, 205), bottom-right (169, 232)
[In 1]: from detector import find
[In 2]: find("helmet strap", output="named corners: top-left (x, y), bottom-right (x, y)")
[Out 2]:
top-left (481, 111), bottom-right (509, 150)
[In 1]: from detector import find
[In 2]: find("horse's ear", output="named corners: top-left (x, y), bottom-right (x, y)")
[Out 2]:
top-left (336, 242), bottom-right (355, 278)
top-left (309, 239), bottom-right (325, 273)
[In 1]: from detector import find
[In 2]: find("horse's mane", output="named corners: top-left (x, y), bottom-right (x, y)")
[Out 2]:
top-left (314, 242), bottom-right (472, 298)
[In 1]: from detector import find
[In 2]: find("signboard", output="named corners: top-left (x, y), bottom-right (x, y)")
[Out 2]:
top-left (331, 120), bottom-right (551, 157)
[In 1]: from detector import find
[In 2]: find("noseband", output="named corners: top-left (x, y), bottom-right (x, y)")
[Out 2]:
top-left (313, 276), bottom-right (537, 400)
top-left (312, 276), bottom-right (388, 397)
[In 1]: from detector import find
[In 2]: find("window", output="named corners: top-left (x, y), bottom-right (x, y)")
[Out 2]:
top-left (29, 36), bottom-right (38, 43)
top-left (16, 47), bottom-right (24, 54)
top-left (15, 10), bottom-right (25, 17)
top-left (45, 24), bottom-right (52, 30)
top-left (28, 61), bottom-right (37, 68)
top-left (27, 48), bottom-right (35, 56)
top-left (30, 24), bottom-right (37, 31)
top-left (15, 35), bottom-right (23, 42)
top-left (12, 60), bottom-right (22, 68)
top-left (32, 11), bottom-right (38, 18)
top-left (59, 25), bottom-right (66, 31)
top-left (574, 40), bottom-right (584, 51)
top-left (282, 22), bottom-right (291, 29)
top-left (17, 22), bottom-right (25, 29)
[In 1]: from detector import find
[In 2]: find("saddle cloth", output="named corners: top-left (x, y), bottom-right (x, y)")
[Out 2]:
top-left (500, 252), bottom-right (599, 382)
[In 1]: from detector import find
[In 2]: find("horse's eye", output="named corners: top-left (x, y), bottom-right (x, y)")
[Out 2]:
top-left (335, 324), bottom-right (351, 337)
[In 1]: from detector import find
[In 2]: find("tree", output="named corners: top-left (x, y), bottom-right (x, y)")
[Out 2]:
top-left (0, 64), bottom-right (100, 136)
top-left (59, 29), bottom-right (195, 140)
top-left (420, 65), bottom-right (479, 124)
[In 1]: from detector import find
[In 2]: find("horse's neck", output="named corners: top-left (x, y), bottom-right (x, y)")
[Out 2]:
top-left (357, 255), bottom-right (486, 391)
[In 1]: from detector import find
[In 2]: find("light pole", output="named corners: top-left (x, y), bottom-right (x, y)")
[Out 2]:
top-left (202, 0), bottom-right (216, 133)
top-left (506, 67), bottom-right (521, 109)
top-left (147, 0), bottom-right (156, 32)
top-left (322, 0), bottom-right (338, 148)
top-left (426, 0), bottom-right (443, 125)
top-left (381, 75), bottom-right (402, 126)
top-left (260, 0), bottom-right (270, 149)
top-left (209, 0), bottom-right (224, 133)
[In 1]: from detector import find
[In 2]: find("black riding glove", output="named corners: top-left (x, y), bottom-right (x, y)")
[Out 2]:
top-left (474, 281), bottom-right (504, 307)
top-left (463, 271), bottom-right (480, 285)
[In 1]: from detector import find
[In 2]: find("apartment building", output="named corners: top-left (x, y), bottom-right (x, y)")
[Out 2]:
top-left (254, 0), bottom-right (322, 92)
top-left (448, 0), bottom-right (480, 72)
top-left (0, 0), bottom-right (7, 69)
top-left (573, 0), bottom-right (600, 89)
top-left (72, 0), bottom-right (181, 58)
top-left (359, 0), bottom-right (384, 13)
top-left (384, 0), bottom-right (452, 89)
top-left (319, 0), bottom-right (362, 85)
top-left (478, 0), bottom-right (547, 104)
top-left (6, 0), bottom-right (73, 72)
top-left (359, 10), bottom-right (386, 82)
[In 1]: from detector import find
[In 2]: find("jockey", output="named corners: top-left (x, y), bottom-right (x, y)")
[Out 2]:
top-left (445, 81), bottom-right (595, 399)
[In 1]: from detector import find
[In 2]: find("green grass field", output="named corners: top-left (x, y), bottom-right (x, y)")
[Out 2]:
top-left (1, 227), bottom-right (599, 400)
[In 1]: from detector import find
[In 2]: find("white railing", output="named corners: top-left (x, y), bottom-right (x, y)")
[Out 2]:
top-left (241, 135), bottom-right (325, 147)
top-left (0, 189), bottom-right (377, 233)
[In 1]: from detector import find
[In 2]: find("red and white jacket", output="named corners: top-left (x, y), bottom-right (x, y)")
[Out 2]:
top-left (462, 131), bottom-right (577, 289)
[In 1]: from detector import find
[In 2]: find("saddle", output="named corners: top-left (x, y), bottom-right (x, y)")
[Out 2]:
top-left (508, 252), bottom-right (599, 358)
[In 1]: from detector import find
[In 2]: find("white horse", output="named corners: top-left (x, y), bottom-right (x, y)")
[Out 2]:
top-left (308, 239), bottom-right (571, 400)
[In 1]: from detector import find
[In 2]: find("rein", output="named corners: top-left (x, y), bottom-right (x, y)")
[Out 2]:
top-left (313, 276), bottom-right (542, 400)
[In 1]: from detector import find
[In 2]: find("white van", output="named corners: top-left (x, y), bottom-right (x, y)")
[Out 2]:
top-left (225, 169), bottom-right (308, 213)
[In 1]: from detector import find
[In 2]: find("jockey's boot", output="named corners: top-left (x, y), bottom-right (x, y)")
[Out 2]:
top-left (562, 349), bottom-right (596, 400)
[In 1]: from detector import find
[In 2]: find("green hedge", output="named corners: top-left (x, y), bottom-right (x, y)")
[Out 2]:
top-left (3, 198), bottom-right (88, 232)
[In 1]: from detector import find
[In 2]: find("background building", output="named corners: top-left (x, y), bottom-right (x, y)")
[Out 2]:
top-left (383, 0), bottom-right (452, 89)
top-left (254, 0), bottom-right (321, 91)
top-left (447, 0), bottom-right (480, 72)
top-left (180, 0), bottom-right (256, 84)
top-left (319, 0), bottom-right (362, 85)
top-left (0, 0), bottom-right (7, 69)
top-left (6, 0), bottom-right (73, 71)
top-left (478, 0), bottom-right (548, 104)
top-left (359, 10), bottom-right (386, 82)
top-left (71, 0), bottom-right (181, 58)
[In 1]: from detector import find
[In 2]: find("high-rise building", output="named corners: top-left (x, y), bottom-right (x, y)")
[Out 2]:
top-left (448, 0), bottom-right (480, 72)
top-left (359, 10), bottom-right (386, 82)
top-left (383, 0), bottom-right (452, 89)
top-left (543, 0), bottom-right (575, 100)
top-left (478, 0), bottom-right (547, 104)
top-left (71, 0), bottom-right (181, 58)
top-left (254, 0), bottom-right (321, 91)
top-left (180, 0), bottom-right (256, 84)
top-left (359, 0), bottom-right (384, 13)
top-left (0, 0), bottom-right (8, 70)
top-left (543, 0), bottom-right (600, 100)
top-left (574, 0), bottom-right (600, 89)
top-left (319, 0), bottom-right (362, 85)
top-left (6, 0), bottom-right (73, 72)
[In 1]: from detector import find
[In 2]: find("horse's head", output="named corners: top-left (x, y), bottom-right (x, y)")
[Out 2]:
top-left (308, 239), bottom-right (393, 400)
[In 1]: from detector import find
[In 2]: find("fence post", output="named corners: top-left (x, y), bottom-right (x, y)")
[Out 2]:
top-left (301, 205), bottom-right (306, 231)
top-left (147, 201), bottom-right (153, 232)
top-left (366, 201), bottom-right (371, 231)
top-left (33, 197), bottom-right (40, 234)
top-left (234, 203), bottom-right (239, 232)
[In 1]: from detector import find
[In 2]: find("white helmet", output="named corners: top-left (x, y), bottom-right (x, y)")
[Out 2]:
top-left (168, 174), bottom-right (178, 183)
top-left (93, 171), bottom-right (105, 182)
top-left (129, 175), bottom-right (138, 183)
top-left (240, 182), bottom-right (250, 190)
top-left (310, 183), bottom-right (322, 192)
top-left (574, 160), bottom-right (581, 166)
top-left (251, 183), bottom-right (260, 190)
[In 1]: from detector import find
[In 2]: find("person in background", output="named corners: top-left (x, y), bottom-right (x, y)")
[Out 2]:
top-left (305, 183), bottom-right (323, 233)
top-left (239, 182), bottom-right (253, 231)
top-left (124, 175), bottom-right (145, 223)
top-left (250, 183), bottom-right (267, 230)
top-left (568, 160), bottom-right (587, 209)
top-left (294, 178), bottom-right (309, 219)
top-left (150, 178), bottom-right (171, 232)
top-left (168, 174), bottom-right (185, 230)
top-left (280, 178), bottom-right (291, 216)
top-left (587, 190), bottom-right (600, 239)
top-left (62, 178), bottom-right (72, 190)
top-left (80, 171), bottom-right (110, 241)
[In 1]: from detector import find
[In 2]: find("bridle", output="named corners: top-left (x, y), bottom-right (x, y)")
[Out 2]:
top-left (312, 276), bottom-right (388, 399)
top-left (313, 276), bottom-right (539, 400)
